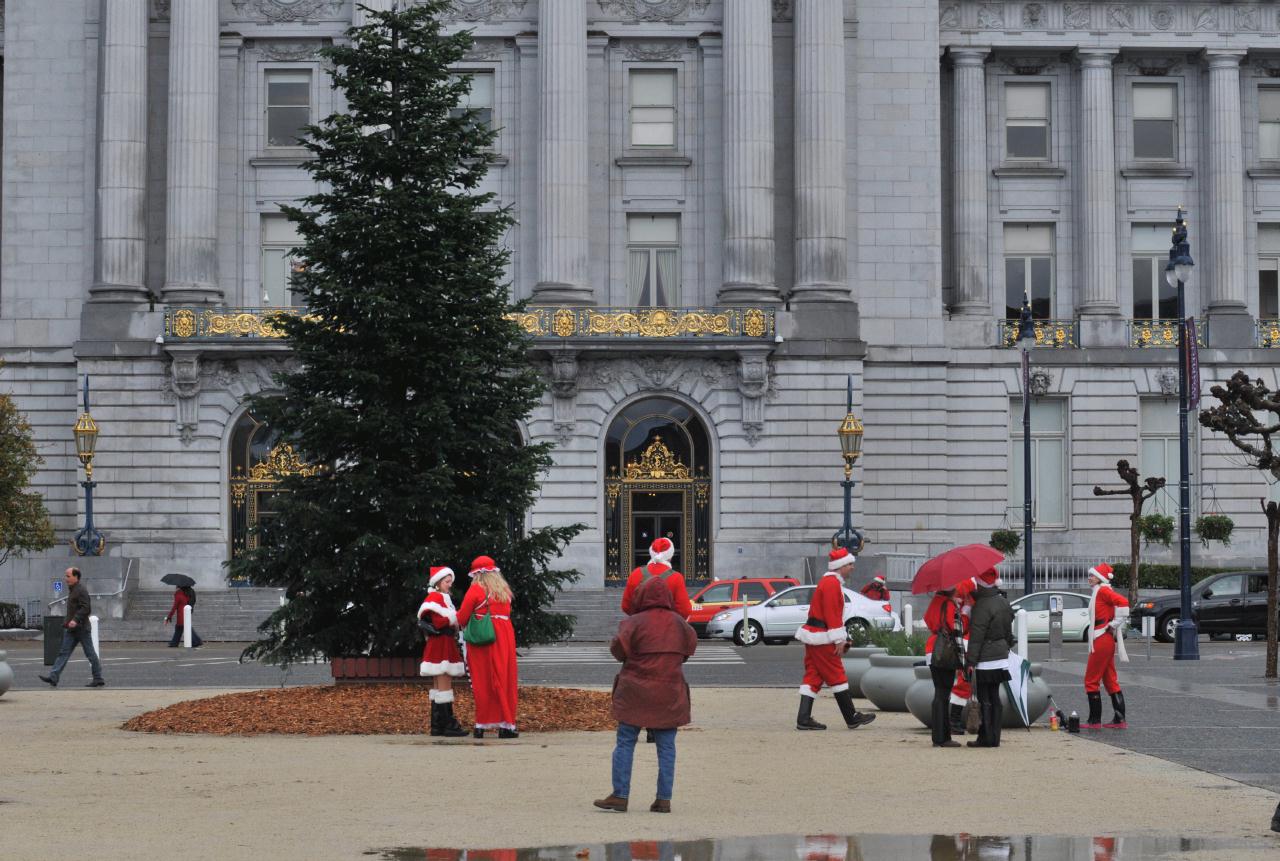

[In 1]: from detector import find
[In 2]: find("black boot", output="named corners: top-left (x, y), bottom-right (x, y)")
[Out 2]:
top-left (1084, 692), bottom-right (1103, 728)
top-left (796, 696), bottom-right (826, 730)
top-left (645, 729), bottom-right (656, 744)
top-left (1271, 801), bottom-right (1280, 833)
top-left (834, 689), bottom-right (876, 729)
top-left (441, 703), bottom-right (467, 738)
top-left (429, 701), bottom-right (444, 737)
top-left (498, 727), bottom-right (519, 739)
top-left (1105, 691), bottom-right (1127, 728)
top-left (948, 703), bottom-right (967, 736)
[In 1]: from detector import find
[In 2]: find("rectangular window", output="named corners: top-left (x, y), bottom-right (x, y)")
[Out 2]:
top-left (1261, 89), bottom-right (1280, 160)
top-left (266, 71), bottom-right (311, 147)
top-left (1004, 224), bottom-right (1054, 320)
top-left (1005, 82), bottom-right (1049, 159)
top-left (629, 70), bottom-right (677, 148)
top-left (450, 70), bottom-right (495, 131)
top-left (1131, 225), bottom-right (1178, 319)
top-left (1139, 399), bottom-right (1179, 517)
top-left (1009, 399), bottom-right (1068, 528)
top-left (260, 214), bottom-right (304, 307)
top-left (1133, 83), bottom-right (1176, 160)
top-left (627, 214), bottom-right (680, 306)
top-left (1259, 226), bottom-right (1280, 318)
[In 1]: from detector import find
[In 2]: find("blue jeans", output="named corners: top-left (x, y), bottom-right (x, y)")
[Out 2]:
top-left (612, 722), bottom-right (676, 801)
top-left (49, 627), bottom-right (103, 683)
top-left (168, 625), bottom-right (203, 647)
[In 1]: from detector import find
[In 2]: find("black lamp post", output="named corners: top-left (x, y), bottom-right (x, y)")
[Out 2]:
top-left (72, 376), bottom-right (105, 557)
top-left (833, 375), bottom-right (865, 555)
top-left (1165, 209), bottom-right (1199, 661)
top-left (1016, 294), bottom-right (1036, 597)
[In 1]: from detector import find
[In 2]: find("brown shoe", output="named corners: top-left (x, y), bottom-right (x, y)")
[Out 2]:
top-left (933, 740), bottom-right (962, 748)
top-left (650, 799), bottom-right (671, 813)
top-left (593, 795), bottom-right (628, 812)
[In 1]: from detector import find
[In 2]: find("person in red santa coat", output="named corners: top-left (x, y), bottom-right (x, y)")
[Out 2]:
top-left (795, 546), bottom-right (877, 731)
top-left (924, 585), bottom-right (966, 747)
top-left (418, 565), bottom-right (467, 738)
top-left (860, 574), bottom-right (890, 602)
top-left (621, 536), bottom-right (692, 619)
top-left (944, 575), bottom-right (988, 735)
top-left (1083, 562), bottom-right (1130, 729)
top-left (458, 556), bottom-right (519, 739)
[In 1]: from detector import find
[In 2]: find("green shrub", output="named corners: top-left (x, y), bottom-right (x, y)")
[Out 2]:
top-left (0, 601), bottom-right (24, 629)
top-left (1194, 514), bottom-right (1235, 547)
top-left (857, 627), bottom-right (928, 656)
top-left (1138, 514), bottom-right (1175, 547)
top-left (989, 528), bottom-right (1021, 555)
top-left (1110, 563), bottom-right (1231, 590)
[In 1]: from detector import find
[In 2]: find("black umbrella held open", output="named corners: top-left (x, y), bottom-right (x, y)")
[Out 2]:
top-left (161, 573), bottom-right (195, 588)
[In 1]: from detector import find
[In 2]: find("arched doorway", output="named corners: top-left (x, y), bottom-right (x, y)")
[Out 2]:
top-left (604, 397), bottom-right (712, 585)
top-left (228, 411), bottom-right (319, 575)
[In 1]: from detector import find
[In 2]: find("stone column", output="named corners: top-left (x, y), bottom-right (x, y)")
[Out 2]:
top-left (792, 0), bottom-right (848, 302)
top-left (719, 0), bottom-right (778, 304)
top-left (90, 0), bottom-right (150, 303)
top-left (1078, 49), bottom-right (1120, 317)
top-left (163, 0), bottom-right (222, 305)
top-left (352, 0), bottom-right (394, 27)
top-left (951, 48), bottom-right (990, 316)
top-left (1206, 50), bottom-right (1248, 316)
top-left (532, 0), bottom-right (591, 304)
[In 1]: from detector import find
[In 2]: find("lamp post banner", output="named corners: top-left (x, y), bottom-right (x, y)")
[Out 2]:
top-left (1186, 317), bottom-right (1201, 409)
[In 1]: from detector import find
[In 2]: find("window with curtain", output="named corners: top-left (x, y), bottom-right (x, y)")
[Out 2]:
top-left (1260, 225), bottom-right (1280, 318)
top-left (1261, 88), bottom-right (1280, 160)
top-left (1140, 399), bottom-right (1182, 517)
top-left (1004, 224), bottom-right (1054, 319)
top-left (260, 214), bottom-right (304, 307)
top-left (629, 70), bottom-right (677, 147)
top-left (1133, 83), bottom-right (1177, 160)
top-left (449, 71), bottom-right (495, 131)
top-left (266, 70), bottom-right (311, 147)
top-left (1005, 82), bottom-right (1050, 159)
top-left (627, 214), bottom-right (680, 306)
top-left (1132, 224), bottom-right (1178, 319)
top-left (1009, 399), bottom-right (1068, 528)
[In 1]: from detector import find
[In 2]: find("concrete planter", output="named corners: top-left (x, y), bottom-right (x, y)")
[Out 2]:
top-left (860, 653), bottom-right (926, 712)
top-left (841, 646), bottom-right (887, 698)
top-left (905, 662), bottom-right (1053, 729)
top-left (0, 650), bottom-right (12, 696)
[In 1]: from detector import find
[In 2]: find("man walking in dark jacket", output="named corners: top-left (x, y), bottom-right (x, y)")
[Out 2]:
top-left (39, 568), bottom-right (105, 688)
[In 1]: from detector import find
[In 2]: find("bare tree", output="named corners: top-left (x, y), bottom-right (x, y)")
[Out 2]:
top-left (1199, 370), bottom-right (1280, 679)
top-left (1093, 459), bottom-right (1166, 606)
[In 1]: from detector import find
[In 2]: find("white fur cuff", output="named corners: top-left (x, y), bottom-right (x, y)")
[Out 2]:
top-left (799, 685), bottom-right (818, 698)
top-left (420, 660), bottom-right (466, 677)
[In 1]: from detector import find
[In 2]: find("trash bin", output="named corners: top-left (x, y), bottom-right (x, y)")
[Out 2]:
top-left (43, 615), bottom-right (64, 666)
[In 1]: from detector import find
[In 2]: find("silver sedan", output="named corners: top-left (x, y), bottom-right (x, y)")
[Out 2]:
top-left (705, 585), bottom-right (899, 646)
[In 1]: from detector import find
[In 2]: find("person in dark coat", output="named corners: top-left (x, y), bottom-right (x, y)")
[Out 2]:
top-left (594, 577), bottom-right (697, 814)
top-left (964, 569), bottom-right (1014, 748)
top-left (39, 568), bottom-right (105, 688)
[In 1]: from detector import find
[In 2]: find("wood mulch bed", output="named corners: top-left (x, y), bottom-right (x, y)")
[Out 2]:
top-left (121, 685), bottom-right (614, 736)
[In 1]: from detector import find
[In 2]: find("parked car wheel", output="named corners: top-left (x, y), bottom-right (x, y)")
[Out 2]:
top-left (1156, 612), bottom-right (1179, 644)
top-left (734, 620), bottom-right (763, 647)
top-left (845, 618), bottom-right (871, 641)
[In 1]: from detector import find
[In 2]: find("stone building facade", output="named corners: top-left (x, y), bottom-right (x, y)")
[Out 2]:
top-left (2, 0), bottom-right (1280, 614)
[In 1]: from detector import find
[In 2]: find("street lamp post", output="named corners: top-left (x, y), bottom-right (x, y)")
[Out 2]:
top-left (1016, 295), bottom-right (1036, 597)
top-left (1165, 208), bottom-right (1200, 661)
top-left (833, 375), bottom-right (865, 555)
top-left (72, 376), bottom-right (105, 557)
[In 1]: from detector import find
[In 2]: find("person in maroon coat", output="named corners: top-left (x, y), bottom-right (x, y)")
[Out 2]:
top-left (593, 577), bottom-right (697, 815)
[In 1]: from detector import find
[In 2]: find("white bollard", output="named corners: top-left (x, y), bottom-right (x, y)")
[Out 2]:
top-left (89, 614), bottom-right (101, 658)
top-left (183, 604), bottom-right (193, 648)
top-left (1016, 608), bottom-right (1029, 657)
top-left (903, 603), bottom-right (913, 635)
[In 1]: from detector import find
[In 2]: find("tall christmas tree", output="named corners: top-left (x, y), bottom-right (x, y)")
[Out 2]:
top-left (232, 2), bottom-right (582, 667)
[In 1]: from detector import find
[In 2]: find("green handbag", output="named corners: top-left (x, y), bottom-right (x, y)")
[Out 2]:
top-left (462, 600), bottom-right (496, 646)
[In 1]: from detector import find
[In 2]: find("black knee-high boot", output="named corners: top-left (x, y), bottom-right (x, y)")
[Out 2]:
top-left (948, 703), bottom-right (967, 735)
top-left (429, 701), bottom-right (444, 737)
top-left (1106, 691), bottom-right (1127, 727)
top-left (796, 696), bottom-right (826, 730)
top-left (834, 689), bottom-right (876, 729)
top-left (1085, 691), bottom-right (1103, 728)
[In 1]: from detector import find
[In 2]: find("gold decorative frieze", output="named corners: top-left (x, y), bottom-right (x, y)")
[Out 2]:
top-left (507, 306), bottom-right (775, 339)
top-left (1258, 319), bottom-right (1280, 348)
top-left (997, 319), bottom-right (1078, 349)
top-left (165, 307), bottom-right (307, 340)
top-left (1129, 319), bottom-right (1208, 349)
top-left (229, 442), bottom-right (321, 510)
top-left (624, 438), bottom-right (691, 482)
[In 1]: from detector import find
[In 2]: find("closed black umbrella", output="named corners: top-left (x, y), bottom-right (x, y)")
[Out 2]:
top-left (160, 573), bottom-right (195, 588)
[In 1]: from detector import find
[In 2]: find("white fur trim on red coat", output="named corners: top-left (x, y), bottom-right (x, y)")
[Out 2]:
top-left (794, 625), bottom-right (847, 645)
top-left (418, 592), bottom-right (458, 625)
top-left (799, 684), bottom-right (818, 698)
top-left (420, 660), bottom-right (466, 677)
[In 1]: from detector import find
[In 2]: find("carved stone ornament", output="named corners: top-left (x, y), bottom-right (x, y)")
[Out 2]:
top-left (462, 41), bottom-right (506, 61)
top-left (737, 350), bottom-right (773, 446)
top-left (939, 4), bottom-right (961, 29)
top-left (440, 0), bottom-right (528, 23)
top-left (977, 4), bottom-right (1004, 29)
top-left (581, 356), bottom-right (732, 394)
top-left (1127, 56), bottom-right (1182, 77)
top-left (771, 0), bottom-right (792, 23)
top-left (1194, 7), bottom-right (1219, 32)
top-left (170, 354), bottom-right (202, 445)
top-left (230, 0), bottom-right (344, 23)
top-left (1063, 3), bottom-right (1091, 30)
top-left (1239, 8), bottom-right (1261, 32)
top-left (623, 41), bottom-right (686, 62)
top-left (1156, 368), bottom-right (1179, 397)
top-left (1027, 367), bottom-right (1054, 398)
top-left (152, 0), bottom-right (171, 19)
top-left (1001, 55), bottom-right (1056, 76)
top-left (1107, 5), bottom-right (1133, 30)
top-left (549, 350), bottom-right (579, 445)
top-left (599, 0), bottom-right (711, 24)
top-left (1022, 4), bottom-right (1045, 28)
top-left (1150, 7), bottom-right (1175, 30)
top-left (257, 40), bottom-right (327, 61)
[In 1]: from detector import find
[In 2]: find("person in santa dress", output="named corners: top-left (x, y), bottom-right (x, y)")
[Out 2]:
top-left (621, 536), bottom-right (692, 619)
top-left (945, 575), bottom-right (987, 736)
top-left (458, 555), bottom-right (519, 739)
top-left (795, 546), bottom-right (877, 731)
top-left (418, 565), bottom-right (467, 738)
top-left (1083, 562), bottom-right (1130, 729)
top-left (860, 574), bottom-right (890, 602)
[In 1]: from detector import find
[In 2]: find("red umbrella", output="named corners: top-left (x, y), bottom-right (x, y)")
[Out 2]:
top-left (910, 544), bottom-right (1005, 595)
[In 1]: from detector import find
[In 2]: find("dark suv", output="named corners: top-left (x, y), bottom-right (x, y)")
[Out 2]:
top-left (1132, 571), bottom-right (1273, 643)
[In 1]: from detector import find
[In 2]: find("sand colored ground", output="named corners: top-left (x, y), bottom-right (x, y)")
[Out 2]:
top-left (3, 686), bottom-right (1278, 861)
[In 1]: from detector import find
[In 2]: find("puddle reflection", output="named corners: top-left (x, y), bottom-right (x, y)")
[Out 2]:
top-left (374, 833), bottom-right (1271, 861)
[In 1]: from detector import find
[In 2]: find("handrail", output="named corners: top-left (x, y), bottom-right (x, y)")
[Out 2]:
top-left (47, 559), bottom-right (134, 612)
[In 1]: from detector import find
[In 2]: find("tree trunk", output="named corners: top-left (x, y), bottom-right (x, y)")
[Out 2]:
top-left (1266, 501), bottom-right (1279, 680)
top-left (1129, 502), bottom-right (1142, 606)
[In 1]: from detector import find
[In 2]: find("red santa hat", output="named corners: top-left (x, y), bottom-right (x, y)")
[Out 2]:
top-left (428, 566), bottom-right (454, 588)
top-left (976, 568), bottom-right (1001, 587)
top-left (649, 537), bottom-right (675, 565)
top-left (468, 556), bottom-right (498, 578)
top-left (828, 547), bottom-right (856, 571)
top-left (871, 574), bottom-right (886, 584)
top-left (1088, 562), bottom-right (1114, 583)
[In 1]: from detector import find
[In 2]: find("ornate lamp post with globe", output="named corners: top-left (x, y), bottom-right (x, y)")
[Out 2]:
top-left (72, 377), bottom-right (105, 556)
top-left (1016, 293), bottom-right (1036, 596)
top-left (833, 375), bottom-right (865, 554)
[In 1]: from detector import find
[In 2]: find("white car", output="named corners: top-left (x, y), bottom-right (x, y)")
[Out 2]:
top-left (705, 584), bottom-right (899, 646)
top-left (1008, 590), bottom-right (1092, 642)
